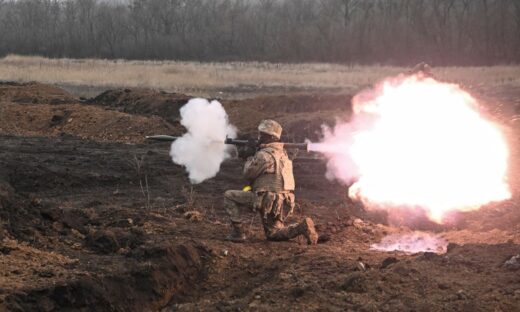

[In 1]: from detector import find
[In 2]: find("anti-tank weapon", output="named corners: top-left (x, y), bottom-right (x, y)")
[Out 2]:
top-left (224, 138), bottom-right (308, 151)
top-left (145, 135), bottom-right (308, 151)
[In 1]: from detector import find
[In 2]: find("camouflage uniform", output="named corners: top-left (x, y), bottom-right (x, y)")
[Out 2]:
top-left (224, 120), bottom-right (318, 244)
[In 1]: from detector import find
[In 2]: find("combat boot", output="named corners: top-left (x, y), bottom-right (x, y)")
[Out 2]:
top-left (225, 221), bottom-right (246, 243)
top-left (298, 218), bottom-right (318, 245)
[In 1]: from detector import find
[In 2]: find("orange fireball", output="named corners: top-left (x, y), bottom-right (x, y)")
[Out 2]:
top-left (311, 75), bottom-right (510, 223)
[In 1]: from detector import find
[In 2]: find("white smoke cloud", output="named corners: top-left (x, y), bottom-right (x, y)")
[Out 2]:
top-left (308, 121), bottom-right (364, 185)
top-left (170, 98), bottom-right (237, 184)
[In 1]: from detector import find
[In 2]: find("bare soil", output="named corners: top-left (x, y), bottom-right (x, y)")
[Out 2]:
top-left (86, 88), bottom-right (352, 141)
top-left (0, 82), bottom-right (519, 311)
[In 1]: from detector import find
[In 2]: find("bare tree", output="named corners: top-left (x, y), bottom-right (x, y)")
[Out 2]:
top-left (0, 0), bottom-right (518, 65)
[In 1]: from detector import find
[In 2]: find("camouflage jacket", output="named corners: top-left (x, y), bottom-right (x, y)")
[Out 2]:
top-left (243, 142), bottom-right (295, 193)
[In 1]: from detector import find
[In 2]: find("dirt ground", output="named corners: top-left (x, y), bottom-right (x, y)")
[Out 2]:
top-left (0, 81), bottom-right (519, 311)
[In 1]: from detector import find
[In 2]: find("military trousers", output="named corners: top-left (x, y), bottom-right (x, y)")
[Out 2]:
top-left (224, 190), bottom-right (301, 241)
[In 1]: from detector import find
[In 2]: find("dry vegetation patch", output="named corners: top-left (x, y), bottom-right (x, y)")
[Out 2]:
top-left (2, 55), bottom-right (520, 99)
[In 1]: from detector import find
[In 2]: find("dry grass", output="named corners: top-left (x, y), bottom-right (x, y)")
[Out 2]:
top-left (1, 54), bottom-right (519, 98)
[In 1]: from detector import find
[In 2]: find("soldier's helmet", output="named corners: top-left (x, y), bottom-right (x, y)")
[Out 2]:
top-left (410, 62), bottom-right (432, 75)
top-left (258, 119), bottom-right (282, 140)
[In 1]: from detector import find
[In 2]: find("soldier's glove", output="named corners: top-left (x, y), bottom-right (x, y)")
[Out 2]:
top-left (246, 138), bottom-right (259, 149)
top-left (237, 145), bottom-right (256, 160)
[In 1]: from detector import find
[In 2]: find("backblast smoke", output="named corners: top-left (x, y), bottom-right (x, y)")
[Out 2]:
top-left (170, 98), bottom-right (236, 184)
top-left (309, 74), bottom-right (511, 224)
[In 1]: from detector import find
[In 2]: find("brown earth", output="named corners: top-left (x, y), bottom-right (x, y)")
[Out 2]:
top-left (87, 88), bottom-right (352, 141)
top-left (0, 102), bottom-right (179, 143)
top-left (0, 82), bottom-right (76, 105)
top-left (0, 82), bottom-right (519, 311)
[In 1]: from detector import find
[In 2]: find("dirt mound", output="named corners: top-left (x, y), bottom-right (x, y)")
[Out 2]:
top-left (0, 102), bottom-right (180, 143)
top-left (0, 81), bottom-right (77, 105)
top-left (226, 93), bottom-right (351, 114)
top-left (171, 224), bottom-right (520, 311)
top-left (0, 179), bottom-right (17, 239)
top-left (85, 88), bottom-right (352, 141)
top-left (0, 136), bottom-right (212, 311)
top-left (223, 94), bottom-right (352, 141)
top-left (86, 88), bottom-right (191, 124)
top-left (0, 177), bottom-right (57, 243)
top-left (3, 243), bottom-right (209, 312)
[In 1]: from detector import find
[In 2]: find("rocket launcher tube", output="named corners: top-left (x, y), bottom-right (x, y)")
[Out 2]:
top-left (145, 135), bottom-right (180, 141)
top-left (224, 138), bottom-right (308, 151)
top-left (146, 135), bottom-right (308, 151)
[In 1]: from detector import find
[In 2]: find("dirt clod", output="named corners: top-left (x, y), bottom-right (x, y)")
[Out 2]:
top-left (184, 211), bottom-right (204, 222)
top-left (38, 270), bottom-right (55, 278)
top-left (381, 257), bottom-right (399, 269)
top-left (86, 230), bottom-right (120, 254)
top-left (504, 255), bottom-right (520, 270)
top-left (342, 272), bottom-right (368, 293)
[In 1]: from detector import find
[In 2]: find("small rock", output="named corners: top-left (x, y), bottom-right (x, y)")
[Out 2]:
top-left (362, 227), bottom-right (373, 234)
top-left (71, 229), bottom-right (85, 239)
top-left (50, 114), bottom-right (65, 126)
top-left (342, 272), bottom-right (367, 293)
top-left (85, 230), bottom-right (120, 254)
top-left (184, 211), bottom-right (204, 222)
top-left (279, 272), bottom-right (291, 280)
top-left (0, 246), bottom-right (14, 255)
top-left (254, 295), bottom-right (261, 300)
top-left (38, 270), bottom-right (55, 278)
top-left (112, 189), bottom-right (125, 196)
top-left (222, 249), bottom-right (228, 257)
top-left (419, 252), bottom-right (438, 261)
top-left (353, 218), bottom-right (365, 229)
top-left (290, 286), bottom-right (305, 298)
top-left (61, 210), bottom-right (88, 234)
top-left (317, 233), bottom-right (331, 244)
top-left (504, 255), bottom-right (520, 270)
top-left (109, 218), bottom-right (134, 227)
top-left (51, 222), bottom-right (64, 232)
top-left (456, 289), bottom-right (468, 300)
top-left (117, 247), bottom-right (131, 255)
top-left (381, 257), bottom-right (399, 269)
top-left (357, 261), bottom-right (366, 272)
top-left (438, 283), bottom-right (449, 290)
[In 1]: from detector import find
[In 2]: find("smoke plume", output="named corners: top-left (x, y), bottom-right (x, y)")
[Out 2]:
top-left (170, 98), bottom-right (237, 184)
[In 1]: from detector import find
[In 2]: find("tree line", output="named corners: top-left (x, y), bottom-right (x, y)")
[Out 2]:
top-left (0, 0), bottom-right (519, 65)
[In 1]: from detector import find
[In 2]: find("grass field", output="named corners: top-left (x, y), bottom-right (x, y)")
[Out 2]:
top-left (1, 54), bottom-right (520, 98)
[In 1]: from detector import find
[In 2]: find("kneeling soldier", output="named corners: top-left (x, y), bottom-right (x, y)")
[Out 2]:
top-left (224, 119), bottom-right (318, 245)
